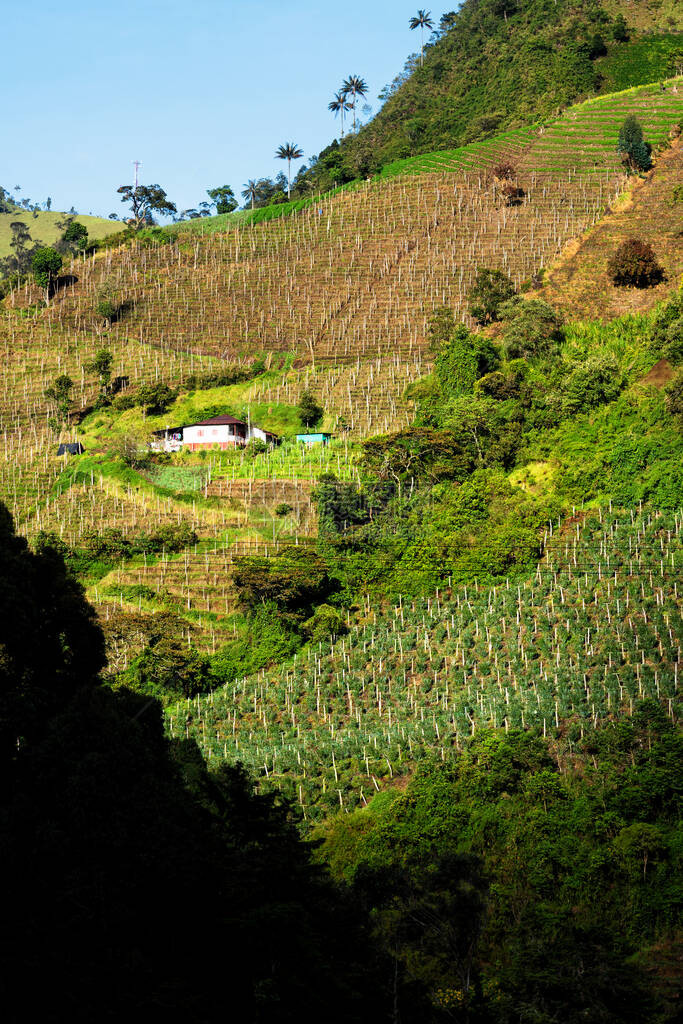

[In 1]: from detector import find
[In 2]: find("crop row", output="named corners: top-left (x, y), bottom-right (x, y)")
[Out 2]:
top-left (174, 508), bottom-right (682, 819)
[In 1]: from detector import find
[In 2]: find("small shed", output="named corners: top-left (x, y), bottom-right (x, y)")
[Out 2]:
top-left (150, 426), bottom-right (184, 452)
top-left (57, 442), bottom-right (85, 456)
top-left (250, 424), bottom-right (279, 445)
top-left (296, 432), bottom-right (332, 445)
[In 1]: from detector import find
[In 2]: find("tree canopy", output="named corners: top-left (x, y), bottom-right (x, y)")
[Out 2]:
top-left (117, 183), bottom-right (177, 229)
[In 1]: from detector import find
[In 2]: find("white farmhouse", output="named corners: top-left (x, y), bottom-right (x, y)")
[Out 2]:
top-left (150, 415), bottom-right (278, 452)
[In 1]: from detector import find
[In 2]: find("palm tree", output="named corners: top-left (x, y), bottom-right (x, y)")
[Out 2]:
top-left (328, 90), bottom-right (353, 139)
top-left (409, 10), bottom-right (434, 66)
top-left (242, 180), bottom-right (260, 210)
top-left (341, 76), bottom-right (368, 133)
top-left (275, 142), bottom-right (304, 200)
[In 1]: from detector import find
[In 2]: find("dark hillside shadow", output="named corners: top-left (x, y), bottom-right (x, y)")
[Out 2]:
top-left (49, 274), bottom-right (78, 298)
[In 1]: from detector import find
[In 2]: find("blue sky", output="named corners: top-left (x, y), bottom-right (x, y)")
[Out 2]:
top-left (2, 1), bottom-right (449, 217)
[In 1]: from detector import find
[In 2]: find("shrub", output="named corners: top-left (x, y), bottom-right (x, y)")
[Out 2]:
top-left (298, 388), bottom-right (323, 428)
top-left (302, 604), bottom-right (348, 643)
top-left (649, 294), bottom-right (683, 364)
top-left (501, 181), bottom-right (525, 207)
top-left (435, 325), bottom-right (499, 398)
top-left (561, 353), bottom-right (624, 414)
top-left (617, 115), bottom-right (652, 172)
top-left (136, 382), bottom-right (176, 415)
top-left (499, 298), bottom-right (564, 360)
top-left (115, 435), bottom-right (151, 470)
top-left (184, 366), bottom-right (254, 390)
top-left (44, 373), bottom-right (73, 421)
top-left (82, 527), bottom-right (132, 560)
top-left (612, 14), bottom-right (628, 42)
top-left (96, 297), bottom-right (117, 322)
top-left (492, 162), bottom-right (515, 181)
top-left (111, 393), bottom-right (136, 411)
top-left (468, 268), bottom-right (516, 325)
top-left (245, 439), bottom-right (268, 458)
top-left (274, 502), bottom-right (293, 517)
top-left (665, 368), bottom-right (683, 419)
top-left (475, 370), bottom-right (520, 400)
top-left (607, 240), bottom-right (663, 288)
top-left (588, 33), bottom-right (607, 60)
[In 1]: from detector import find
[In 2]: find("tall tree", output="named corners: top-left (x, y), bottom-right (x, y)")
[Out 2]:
top-left (617, 115), bottom-right (652, 172)
top-left (116, 183), bottom-right (177, 229)
top-left (242, 179), bottom-right (261, 210)
top-left (275, 142), bottom-right (304, 199)
top-left (207, 185), bottom-right (238, 214)
top-left (87, 349), bottom-right (114, 397)
top-left (32, 247), bottom-right (63, 302)
top-left (328, 90), bottom-right (352, 139)
top-left (409, 9), bottom-right (434, 65)
top-left (9, 221), bottom-right (33, 272)
top-left (44, 373), bottom-right (73, 422)
top-left (342, 76), bottom-right (368, 132)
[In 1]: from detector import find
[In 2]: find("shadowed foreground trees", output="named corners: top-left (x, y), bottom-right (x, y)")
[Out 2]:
top-left (0, 503), bottom-right (388, 1022)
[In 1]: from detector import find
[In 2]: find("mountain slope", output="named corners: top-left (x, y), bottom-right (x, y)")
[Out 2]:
top-left (13, 82), bottom-right (679, 373)
top-left (177, 506), bottom-right (682, 819)
top-left (307, 0), bottom-right (683, 188)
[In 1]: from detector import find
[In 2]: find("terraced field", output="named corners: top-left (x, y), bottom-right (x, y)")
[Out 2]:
top-left (20, 167), bottom-right (623, 365)
top-left (174, 508), bottom-right (682, 820)
top-left (1, 81), bottom-right (681, 668)
top-left (95, 533), bottom-right (318, 662)
top-left (380, 82), bottom-right (682, 177)
top-left (6, 83), bottom-right (677, 383)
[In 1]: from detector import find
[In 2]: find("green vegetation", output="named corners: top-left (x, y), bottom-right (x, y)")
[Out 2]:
top-left (116, 182), bottom-right (177, 229)
top-left (320, 713), bottom-right (681, 1022)
top-left (296, 0), bottom-right (683, 190)
top-left (618, 113), bottom-right (653, 171)
top-left (206, 184), bottom-right (237, 213)
top-left (44, 372), bottom-right (73, 422)
top-left (2, 6), bottom-right (682, 1013)
top-left (31, 246), bottom-right (62, 300)
top-left (298, 387), bottom-right (324, 428)
top-left (601, 31), bottom-right (683, 90)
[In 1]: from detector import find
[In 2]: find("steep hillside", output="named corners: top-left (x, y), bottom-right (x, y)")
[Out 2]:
top-left (8, 83), bottom-right (680, 373)
top-left (0, 81), bottom-right (681, 723)
top-left (541, 133), bottom-right (683, 318)
top-left (177, 506), bottom-right (682, 818)
top-left (307, 0), bottom-right (683, 186)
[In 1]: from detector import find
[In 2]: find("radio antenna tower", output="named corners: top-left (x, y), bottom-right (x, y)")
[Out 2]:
top-left (133, 160), bottom-right (141, 189)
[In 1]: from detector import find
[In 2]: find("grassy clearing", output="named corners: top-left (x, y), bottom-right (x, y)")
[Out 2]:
top-left (0, 210), bottom-right (124, 259)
